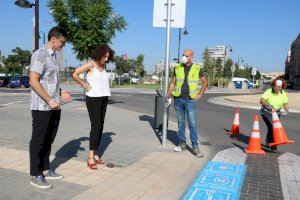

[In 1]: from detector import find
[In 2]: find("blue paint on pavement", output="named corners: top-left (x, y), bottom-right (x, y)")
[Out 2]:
top-left (181, 161), bottom-right (247, 200)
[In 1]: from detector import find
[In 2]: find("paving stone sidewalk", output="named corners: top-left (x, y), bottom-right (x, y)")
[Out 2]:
top-left (0, 98), bottom-right (212, 200)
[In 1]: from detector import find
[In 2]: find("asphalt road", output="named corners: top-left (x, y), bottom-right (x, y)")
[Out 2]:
top-left (106, 92), bottom-right (300, 155)
top-left (1, 88), bottom-right (299, 155)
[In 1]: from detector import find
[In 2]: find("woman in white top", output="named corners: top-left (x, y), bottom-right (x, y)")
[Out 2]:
top-left (72, 44), bottom-right (114, 170)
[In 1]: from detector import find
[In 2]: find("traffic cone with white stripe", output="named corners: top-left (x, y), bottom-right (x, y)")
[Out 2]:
top-left (227, 109), bottom-right (240, 136)
top-left (244, 115), bottom-right (266, 155)
top-left (269, 110), bottom-right (294, 147)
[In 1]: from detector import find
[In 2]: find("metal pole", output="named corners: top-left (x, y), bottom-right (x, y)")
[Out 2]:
top-left (34, 0), bottom-right (39, 51)
top-left (162, 0), bottom-right (172, 146)
top-left (177, 28), bottom-right (181, 62)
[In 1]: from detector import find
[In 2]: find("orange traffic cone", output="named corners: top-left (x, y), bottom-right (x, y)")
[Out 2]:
top-left (227, 109), bottom-right (240, 135)
top-left (244, 115), bottom-right (266, 155)
top-left (269, 110), bottom-right (294, 147)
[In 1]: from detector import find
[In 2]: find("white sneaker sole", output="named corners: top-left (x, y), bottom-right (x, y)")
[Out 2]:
top-left (173, 146), bottom-right (182, 152)
top-left (30, 181), bottom-right (53, 189)
top-left (45, 175), bottom-right (64, 180)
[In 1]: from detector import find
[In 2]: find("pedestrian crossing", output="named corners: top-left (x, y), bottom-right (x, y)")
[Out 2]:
top-left (181, 147), bottom-right (300, 200)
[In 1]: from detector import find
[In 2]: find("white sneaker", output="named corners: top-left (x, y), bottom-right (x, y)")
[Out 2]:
top-left (173, 146), bottom-right (182, 152)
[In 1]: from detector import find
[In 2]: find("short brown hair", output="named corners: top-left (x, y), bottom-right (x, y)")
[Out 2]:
top-left (48, 26), bottom-right (67, 41)
top-left (92, 44), bottom-right (114, 63)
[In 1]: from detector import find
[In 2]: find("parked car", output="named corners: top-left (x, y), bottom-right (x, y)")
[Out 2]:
top-left (0, 76), bottom-right (10, 87)
top-left (8, 76), bottom-right (30, 88)
top-left (131, 76), bottom-right (139, 84)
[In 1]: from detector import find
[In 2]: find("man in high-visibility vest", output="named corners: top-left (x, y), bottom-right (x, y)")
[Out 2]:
top-left (166, 49), bottom-right (208, 157)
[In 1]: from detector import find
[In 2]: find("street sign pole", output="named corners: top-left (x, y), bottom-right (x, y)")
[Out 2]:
top-left (161, 0), bottom-right (172, 146)
top-left (153, 0), bottom-right (186, 146)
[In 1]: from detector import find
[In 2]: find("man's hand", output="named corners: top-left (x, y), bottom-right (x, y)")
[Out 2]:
top-left (48, 99), bottom-right (60, 110)
top-left (61, 90), bottom-right (72, 102)
top-left (194, 93), bottom-right (203, 101)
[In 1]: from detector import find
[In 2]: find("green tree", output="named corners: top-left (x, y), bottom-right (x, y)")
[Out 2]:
top-left (202, 48), bottom-right (213, 78)
top-left (214, 58), bottom-right (223, 78)
top-left (2, 47), bottom-right (31, 75)
top-left (48, 0), bottom-right (127, 60)
top-left (223, 59), bottom-right (233, 78)
top-left (134, 54), bottom-right (146, 77)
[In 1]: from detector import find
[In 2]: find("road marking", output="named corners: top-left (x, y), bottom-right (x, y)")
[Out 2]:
top-left (278, 152), bottom-right (300, 200)
top-left (181, 147), bottom-right (247, 200)
top-left (0, 99), bottom-right (29, 107)
top-left (181, 161), bottom-right (247, 200)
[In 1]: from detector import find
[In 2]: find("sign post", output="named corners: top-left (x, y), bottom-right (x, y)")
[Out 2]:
top-left (153, 0), bottom-right (186, 146)
top-left (251, 67), bottom-right (257, 84)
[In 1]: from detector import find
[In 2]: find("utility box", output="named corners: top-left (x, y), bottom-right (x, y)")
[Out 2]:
top-left (154, 90), bottom-right (169, 130)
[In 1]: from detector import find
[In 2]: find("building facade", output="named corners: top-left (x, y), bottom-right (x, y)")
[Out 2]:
top-left (285, 33), bottom-right (300, 89)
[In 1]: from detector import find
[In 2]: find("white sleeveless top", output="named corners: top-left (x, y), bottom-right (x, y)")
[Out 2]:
top-left (86, 62), bottom-right (111, 97)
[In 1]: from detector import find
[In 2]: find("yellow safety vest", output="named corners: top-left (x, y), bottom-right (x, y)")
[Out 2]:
top-left (172, 63), bottom-right (200, 99)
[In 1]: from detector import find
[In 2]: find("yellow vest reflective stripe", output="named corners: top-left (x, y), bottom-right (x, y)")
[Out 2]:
top-left (172, 63), bottom-right (200, 99)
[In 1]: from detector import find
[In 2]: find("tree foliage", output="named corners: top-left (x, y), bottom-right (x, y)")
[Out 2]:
top-left (2, 47), bottom-right (31, 75)
top-left (223, 59), bottom-right (233, 78)
top-left (48, 0), bottom-right (127, 60)
top-left (214, 58), bottom-right (223, 78)
top-left (114, 55), bottom-right (130, 75)
top-left (114, 54), bottom-right (146, 77)
top-left (202, 48), bottom-right (213, 78)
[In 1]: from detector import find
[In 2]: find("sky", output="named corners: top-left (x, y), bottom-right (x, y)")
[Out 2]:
top-left (0, 0), bottom-right (299, 73)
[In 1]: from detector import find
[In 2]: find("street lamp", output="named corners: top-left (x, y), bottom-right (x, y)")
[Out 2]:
top-left (177, 27), bottom-right (188, 62)
top-left (39, 31), bottom-right (45, 45)
top-left (15, 0), bottom-right (39, 51)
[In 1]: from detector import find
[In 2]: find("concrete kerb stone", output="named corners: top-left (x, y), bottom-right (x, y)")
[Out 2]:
top-left (208, 96), bottom-right (300, 114)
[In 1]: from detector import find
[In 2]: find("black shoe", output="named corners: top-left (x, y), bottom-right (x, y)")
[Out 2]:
top-left (266, 142), bottom-right (277, 151)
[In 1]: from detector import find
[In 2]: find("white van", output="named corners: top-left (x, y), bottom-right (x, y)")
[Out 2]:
top-left (232, 77), bottom-right (254, 89)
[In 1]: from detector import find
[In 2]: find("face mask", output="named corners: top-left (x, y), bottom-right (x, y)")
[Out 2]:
top-left (181, 56), bottom-right (188, 64)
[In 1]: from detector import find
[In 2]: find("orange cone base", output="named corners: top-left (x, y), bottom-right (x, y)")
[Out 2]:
top-left (244, 148), bottom-right (266, 155)
top-left (269, 140), bottom-right (294, 147)
top-left (227, 126), bottom-right (239, 135)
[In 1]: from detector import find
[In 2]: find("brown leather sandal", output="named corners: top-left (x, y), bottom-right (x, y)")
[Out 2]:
top-left (87, 157), bottom-right (98, 170)
top-left (95, 158), bottom-right (105, 165)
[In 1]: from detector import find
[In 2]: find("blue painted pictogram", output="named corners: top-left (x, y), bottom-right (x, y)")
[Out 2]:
top-left (181, 162), bottom-right (247, 200)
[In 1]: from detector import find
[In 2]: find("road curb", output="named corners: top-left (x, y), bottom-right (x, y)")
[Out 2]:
top-left (208, 96), bottom-right (300, 114)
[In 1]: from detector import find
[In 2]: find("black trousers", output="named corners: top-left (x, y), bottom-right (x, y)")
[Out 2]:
top-left (260, 108), bottom-right (281, 143)
top-left (30, 110), bottom-right (61, 176)
top-left (86, 96), bottom-right (108, 151)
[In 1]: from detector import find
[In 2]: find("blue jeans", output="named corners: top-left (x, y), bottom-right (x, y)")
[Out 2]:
top-left (174, 98), bottom-right (199, 148)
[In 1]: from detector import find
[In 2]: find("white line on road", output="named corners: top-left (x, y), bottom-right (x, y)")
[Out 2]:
top-left (0, 100), bottom-right (29, 107)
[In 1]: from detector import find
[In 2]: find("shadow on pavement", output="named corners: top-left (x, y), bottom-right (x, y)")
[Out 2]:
top-left (224, 128), bottom-right (250, 145)
top-left (51, 132), bottom-right (115, 170)
top-left (98, 132), bottom-right (116, 157)
top-left (139, 115), bottom-right (179, 146)
top-left (51, 136), bottom-right (89, 171)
